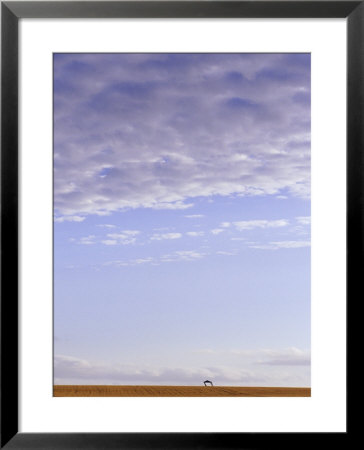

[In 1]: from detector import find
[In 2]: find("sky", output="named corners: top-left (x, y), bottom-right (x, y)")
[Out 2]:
top-left (53, 53), bottom-right (311, 387)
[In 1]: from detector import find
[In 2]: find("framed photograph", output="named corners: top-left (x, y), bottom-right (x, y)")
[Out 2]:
top-left (1, 1), bottom-right (355, 448)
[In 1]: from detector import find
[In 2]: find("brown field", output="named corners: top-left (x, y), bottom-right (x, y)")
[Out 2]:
top-left (53, 385), bottom-right (310, 397)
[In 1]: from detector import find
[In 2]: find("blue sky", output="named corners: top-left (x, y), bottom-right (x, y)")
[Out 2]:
top-left (54, 54), bottom-right (310, 386)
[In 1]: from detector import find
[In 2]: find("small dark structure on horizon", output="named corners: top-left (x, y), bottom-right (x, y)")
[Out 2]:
top-left (203, 380), bottom-right (213, 386)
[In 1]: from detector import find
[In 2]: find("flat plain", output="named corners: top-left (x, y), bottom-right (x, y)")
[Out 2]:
top-left (53, 385), bottom-right (311, 397)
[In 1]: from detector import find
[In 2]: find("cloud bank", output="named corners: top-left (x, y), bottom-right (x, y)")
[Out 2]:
top-left (54, 350), bottom-right (310, 386)
top-left (54, 53), bottom-right (310, 218)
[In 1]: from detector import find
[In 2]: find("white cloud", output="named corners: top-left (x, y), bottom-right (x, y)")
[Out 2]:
top-left (233, 219), bottom-right (289, 231)
top-left (101, 240), bottom-right (117, 246)
top-left (271, 240), bottom-right (310, 248)
top-left (96, 224), bottom-right (116, 228)
top-left (151, 233), bottom-right (182, 241)
top-left (108, 231), bottom-right (140, 238)
top-left (132, 257), bottom-right (155, 265)
top-left (174, 250), bottom-right (205, 260)
top-left (122, 230), bottom-right (140, 236)
top-left (54, 215), bottom-right (85, 223)
top-left (105, 231), bottom-right (140, 245)
top-left (249, 240), bottom-right (310, 250)
top-left (211, 228), bottom-right (224, 235)
top-left (296, 216), bottom-right (311, 225)
top-left (104, 257), bottom-right (155, 267)
top-left (160, 250), bottom-right (205, 262)
top-left (184, 214), bottom-right (205, 219)
top-left (151, 201), bottom-right (194, 210)
top-left (186, 231), bottom-right (204, 237)
top-left (78, 235), bottom-right (96, 245)
top-left (104, 249), bottom-right (206, 267)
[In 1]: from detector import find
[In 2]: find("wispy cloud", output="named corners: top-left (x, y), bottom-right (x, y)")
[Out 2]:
top-left (151, 233), bottom-right (182, 241)
top-left (103, 230), bottom-right (140, 245)
top-left (296, 216), bottom-right (311, 225)
top-left (78, 235), bottom-right (96, 245)
top-left (211, 228), bottom-right (224, 235)
top-left (101, 239), bottom-right (118, 246)
top-left (233, 219), bottom-right (289, 231)
top-left (249, 240), bottom-right (310, 250)
top-left (151, 201), bottom-right (194, 210)
top-left (103, 256), bottom-right (155, 267)
top-left (55, 215), bottom-right (85, 223)
top-left (186, 231), bottom-right (205, 237)
top-left (96, 224), bottom-right (116, 229)
top-left (216, 250), bottom-right (237, 256)
top-left (104, 249), bottom-right (206, 267)
top-left (185, 214), bottom-right (205, 219)
top-left (166, 250), bottom-right (205, 261)
top-left (73, 230), bottom-right (140, 246)
top-left (220, 222), bottom-right (231, 228)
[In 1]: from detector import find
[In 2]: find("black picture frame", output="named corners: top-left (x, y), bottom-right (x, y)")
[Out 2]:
top-left (1, 1), bottom-right (356, 448)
